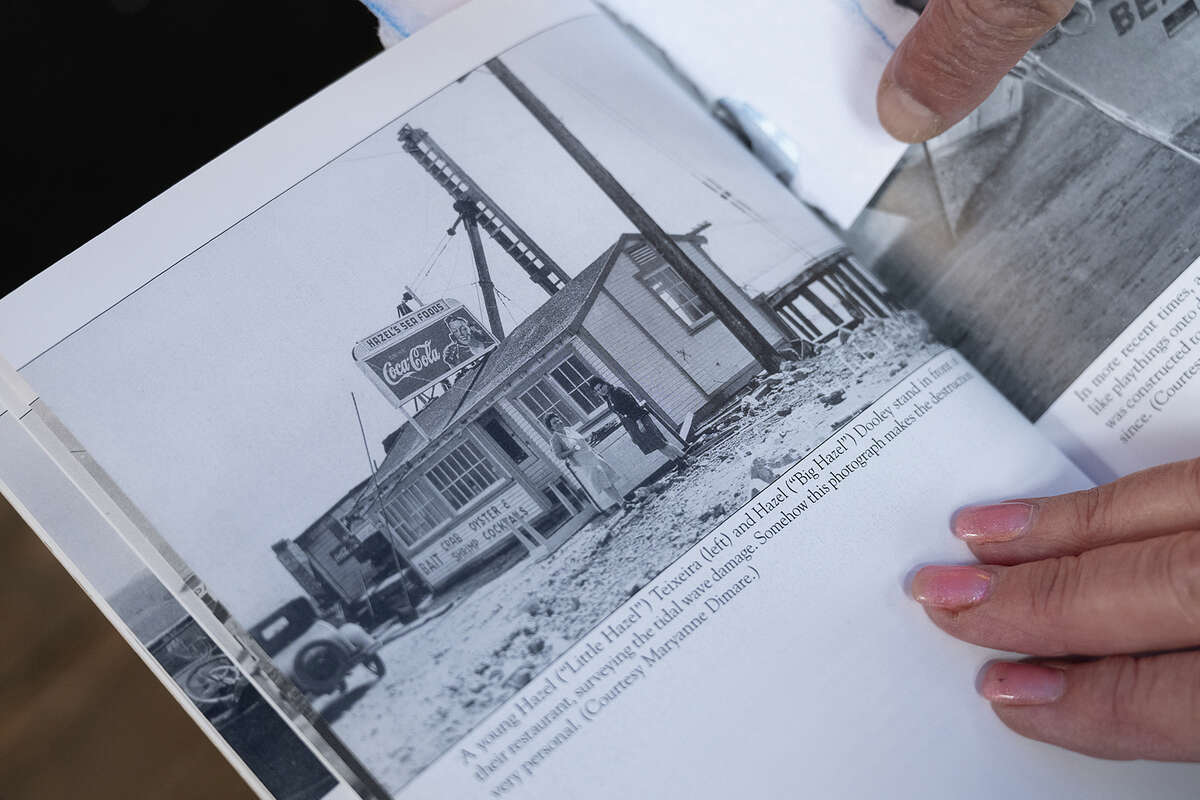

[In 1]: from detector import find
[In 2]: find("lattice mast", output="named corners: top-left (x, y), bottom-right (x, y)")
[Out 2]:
top-left (398, 124), bottom-right (569, 340)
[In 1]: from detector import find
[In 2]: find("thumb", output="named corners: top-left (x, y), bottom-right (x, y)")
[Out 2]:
top-left (877, 0), bottom-right (1074, 142)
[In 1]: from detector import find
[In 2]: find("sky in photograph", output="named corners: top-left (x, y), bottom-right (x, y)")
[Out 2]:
top-left (23, 15), bottom-right (840, 623)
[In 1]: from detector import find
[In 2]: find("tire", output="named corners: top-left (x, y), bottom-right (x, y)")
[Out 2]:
top-left (293, 640), bottom-right (349, 696)
top-left (176, 654), bottom-right (244, 711)
top-left (364, 653), bottom-right (386, 678)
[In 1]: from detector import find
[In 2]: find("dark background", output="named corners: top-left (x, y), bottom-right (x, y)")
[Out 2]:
top-left (2, 2), bottom-right (379, 797)
top-left (4, 0), bottom-right (381, 293)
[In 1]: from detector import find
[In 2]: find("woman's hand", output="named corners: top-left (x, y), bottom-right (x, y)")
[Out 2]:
top-left (911, 458), bottom-right (1200, 760)
top-left (877, 0), bottom-right (1075, 141)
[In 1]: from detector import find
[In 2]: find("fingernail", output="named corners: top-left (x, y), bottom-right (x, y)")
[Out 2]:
top-left (980, 662), bottom-right (1066, 705)
top-left (910, 565), bottom-right (992, 609)
top-left (953, 502), bottom-right (1037, 543)
top-left (877, 76), bottom-right (944, 143)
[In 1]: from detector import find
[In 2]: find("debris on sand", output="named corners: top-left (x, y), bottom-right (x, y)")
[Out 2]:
top-left (503, 669), bottom-right (533, 691)
top-left (818, 389), bottom-right (846, 407)
top-left (832, 404), bottom-right (873, 430)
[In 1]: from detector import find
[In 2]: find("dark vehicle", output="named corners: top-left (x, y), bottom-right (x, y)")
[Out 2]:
top-left (346, 569), bottom-right (424, 629)
top-left (148, 617), bottom-right (338, 800)
top-left (250, 597), bottom-right (385, 697)
top-left (712, 99), bottom-right (801, 185)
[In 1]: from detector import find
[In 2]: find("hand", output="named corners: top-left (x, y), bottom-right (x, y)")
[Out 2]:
top-left (910, 458), bottom-right (1200, 760)
top-left (877, 0), bottom-right (1075, 142)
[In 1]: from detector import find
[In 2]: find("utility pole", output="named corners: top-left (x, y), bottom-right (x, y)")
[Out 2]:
top-left (455, 200), bottom-right (505, 340)
top-left (486, 57), bottom-right (781, 374)
top-left (351, 392), bottom-right (432, 596)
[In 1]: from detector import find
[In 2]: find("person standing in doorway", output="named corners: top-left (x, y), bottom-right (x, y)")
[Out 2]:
top-left (544, 412), bottom-right (623, 513)
top-left (587, 378), bottom-right (686, 467)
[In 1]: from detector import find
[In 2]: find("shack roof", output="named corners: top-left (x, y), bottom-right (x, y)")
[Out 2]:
top-left (372, 232), bottom-right (704, 484)
top-left (374, 243), bottom-right (614, 481)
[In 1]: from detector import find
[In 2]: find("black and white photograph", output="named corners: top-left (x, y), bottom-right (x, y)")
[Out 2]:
top-left (847, 1), bottom-right (1200, 418)
top-left (16, 15), bottom-right (940, 793)
top-left (110, 572), bottom-right (341, 800)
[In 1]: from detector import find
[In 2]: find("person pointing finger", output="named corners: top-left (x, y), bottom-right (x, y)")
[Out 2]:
top-left (877, 0), bottom-right (1075, 141)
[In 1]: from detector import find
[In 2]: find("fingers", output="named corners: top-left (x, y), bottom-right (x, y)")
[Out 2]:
top-left (955, 458), bottom-right (1200, 566)
top-left (877, 0), bottom-right (1073, 141)
top-left (911, 530), bottom-right (1200, 656)
top-left (980, 653), bottom-right (1200, 761)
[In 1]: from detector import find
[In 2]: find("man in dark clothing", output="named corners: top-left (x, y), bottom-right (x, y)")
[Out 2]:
top-left (588, 378), bottom-right (686, 464)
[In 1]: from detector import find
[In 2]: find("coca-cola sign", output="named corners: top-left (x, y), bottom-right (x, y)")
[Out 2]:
top-left (381, 340), bottom-right (440, 385)
top-left (353, 299), bottom-right (496, 407)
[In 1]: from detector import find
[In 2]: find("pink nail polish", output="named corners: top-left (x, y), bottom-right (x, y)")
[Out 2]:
top-left (980, 662), bottom-right (1066, 705)
top-left (910, 565), bottom-right (992, 609)
top-left (953, 502), bottom-right (1036, 543)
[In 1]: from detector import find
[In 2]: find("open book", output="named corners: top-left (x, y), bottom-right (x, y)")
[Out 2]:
top-left (2, 1), bottom-right (1198, 797)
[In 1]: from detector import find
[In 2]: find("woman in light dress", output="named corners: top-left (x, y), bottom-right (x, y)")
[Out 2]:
top-left (544, 412), bottom-right (623, 513)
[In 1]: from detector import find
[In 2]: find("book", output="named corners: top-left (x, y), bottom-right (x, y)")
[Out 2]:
top-left (2, 1), bottom-right (1198, 797)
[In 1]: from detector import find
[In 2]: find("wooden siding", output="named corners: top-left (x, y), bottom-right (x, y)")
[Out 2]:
top-left (406, 482), bottom-right (540, 586)
top-left (303, 518), bottom-right (380, 604)
top-left (592, 430), bottom-right (669, 495)
top-left (584, 291), bottom-right (706, 425)
top-left (365, 426), bottom-right (532, 563)
top-left (495, 396), bottom-right (561, 487)
top-left (676, 239), bottom-right (784, 340)
top-left (499, 348), bottom-right (608, 468)
top-left (582, 244), bottom-right (782, 423)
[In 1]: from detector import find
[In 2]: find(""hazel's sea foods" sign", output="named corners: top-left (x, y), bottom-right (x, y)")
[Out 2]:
top-left (409, 483), bottom-right (541, 585)
top-left (353, 299), bottom-right (497, 407)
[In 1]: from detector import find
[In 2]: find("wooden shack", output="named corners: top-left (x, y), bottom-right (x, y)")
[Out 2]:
top-left (281, 231), bottom-right (786, 597)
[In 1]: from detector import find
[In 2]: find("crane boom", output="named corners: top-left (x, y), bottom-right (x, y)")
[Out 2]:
top-left (398, 124), bottom-right (569, 296)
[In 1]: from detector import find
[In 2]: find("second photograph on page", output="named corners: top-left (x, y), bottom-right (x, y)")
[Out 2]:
top-left (13, 14), bottom-right (938, 794)
top-left (847, 24), bottom-right (1200, 423)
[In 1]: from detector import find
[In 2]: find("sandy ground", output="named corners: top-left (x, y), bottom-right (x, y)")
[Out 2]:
top-left (325, 319), bottom-right (940, 793)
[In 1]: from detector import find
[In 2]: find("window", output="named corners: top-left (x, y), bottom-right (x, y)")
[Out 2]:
top-left (521, 379), bottom-right (579, 426)
top-left (426, 440), bottom-right (502, 511)
top-left (481, 415), bottom-right (529, 464)
top-left (644, 265), bottom-right (712, 327)
top-left (383, 482), bottom-right (449, 547)
top-left (519, 354), bottom-right (602, 427)
top-left (549, 355), bottom-right (604, 415)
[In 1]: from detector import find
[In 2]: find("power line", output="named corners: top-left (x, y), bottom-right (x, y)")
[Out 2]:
top-left (412, 230), bottom-right (451, 288)
top-left (494, 287), bottom-right (522, 329)
top-left (472, 282), bottom-right (486, 327)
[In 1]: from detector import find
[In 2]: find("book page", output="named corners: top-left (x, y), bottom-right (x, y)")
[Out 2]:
top-left (1036, 256), bottom-right (1200, 483)
top-left (844, 25), bottom-right (1200, 478)
top-left (2, 2), bottom-right (1197, 797)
